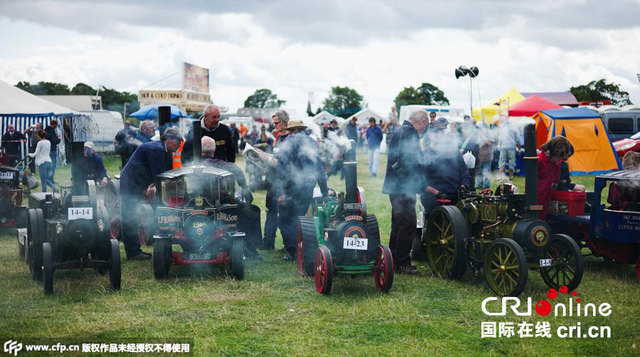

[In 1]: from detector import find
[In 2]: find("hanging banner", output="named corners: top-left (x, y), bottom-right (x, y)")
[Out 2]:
top-left (182, 62), bottom-right (209, 93)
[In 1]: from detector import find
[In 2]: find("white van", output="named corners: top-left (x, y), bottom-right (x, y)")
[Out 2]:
top-left (80, 110), bottom-right (125, 152)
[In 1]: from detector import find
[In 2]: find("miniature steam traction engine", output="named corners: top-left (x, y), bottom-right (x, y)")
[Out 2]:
top-left (297, 160), bottom-right (394, 295)
top-left (151, 124), bottom-right (247, 280)
top-left (25, 142), bottom-right (121, 295)
top-left (413, 125), bottom-right (584, 296)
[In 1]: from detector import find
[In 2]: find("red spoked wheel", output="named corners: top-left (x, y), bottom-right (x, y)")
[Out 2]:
top-left (314, 246), bottom-right (333, 295)
top-left (110, 216), bottom-right (121, 240)
top-left (373, 244), bottom-right (394, 293)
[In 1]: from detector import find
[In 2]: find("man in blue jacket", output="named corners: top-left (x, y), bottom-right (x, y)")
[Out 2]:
top-left (365, 117), bottom-right (383, 177)
top-left (135, 120), bottom-right (156, 144)
top-left (119, 127), bottom-right (183, 260)
top-left (382, 110), bottom-right (430, 275)
top-left (82, 142), bottom-right (108, 184)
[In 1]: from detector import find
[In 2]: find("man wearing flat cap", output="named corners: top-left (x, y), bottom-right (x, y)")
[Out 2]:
top-left (276, 119), bottom-right (328, 261)
top-left (119, 127), bottom-right (184, 260)
top-left (82, 141), bottom-right (108, 185)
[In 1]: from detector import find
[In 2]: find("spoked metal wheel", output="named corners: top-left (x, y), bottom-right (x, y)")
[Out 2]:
top-left (484, 238), bottom-right (528, 297)
top-left (425, 206), bottom-right (467, 279)
top-left (373, 244), bottom-right (394, 293)
top-left (109, 239), bottom-right (121, 290)
top-left (314, 246), bottom-right (333, 295)
top-left (153, 239), bottom-right (171, 280)
top-left (297, 217), bottom-right (317, 277)
top-left (42, 242), bottom-right (54, 295)
top-left (540, 234), bottom-right (584, 292)
top-left (230, 239), bottom-right (245, 280)
top-left (105, 180), bottom-right (121, 240)
top-left (137, 204), bottom-right (154, 246)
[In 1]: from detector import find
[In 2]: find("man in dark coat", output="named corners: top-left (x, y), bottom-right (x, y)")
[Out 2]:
top-left (183, 104), bottom-right (235, 164)
top-left (114, 120), bottom-right (138, 168)
top-left (201, 136), bottom-right (261, 260)
top-left (276, 120), bottom-right (328, 260)
top-left (260, 109), bottom-right (290, 251)
top-left (1, 124), bottom-right (26, 166)
top-left (119, 127), bottom-right (183, 260)
top-left (44, 120), bottom-right (61, 182)
top-left (135, 120), bottom-right (155, 144)
top-left (80, 142), bottom-right (109, 184)
top-left (382, 110), bottom-right (430, 275)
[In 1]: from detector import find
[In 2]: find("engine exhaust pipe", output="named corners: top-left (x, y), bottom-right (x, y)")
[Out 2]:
top-left (158, 106), bottom-right (171, 135)
top-left (192, 120), bottom-right (202, 164)
top-left (71, 141), bottom-right (86, 195)
top-left (523, 124), bottom-right (538, 219)
top-left (344, 161), bottom-right (358, 203)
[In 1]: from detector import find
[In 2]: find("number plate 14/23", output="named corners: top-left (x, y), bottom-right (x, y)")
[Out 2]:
top-left (343, 236), bottom-right (368, 250)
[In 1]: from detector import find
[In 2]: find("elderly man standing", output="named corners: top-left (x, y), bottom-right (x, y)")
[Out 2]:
top-left (260, 109), bottom-right (291, 251)
top-left (183, 104), bottom-right (235, 164)
top-left (201, 136), bottom-right (262, 260)
top-left (119, 127), bottom-right (183, 260)
top-left (382, 110), bottom-right (430, 275)
top-left (135, 120), bottom-right (156, 144)
top-left (276, 119), bottom-right (328, 261)
top-left (2, 124), bottom-right (26, 167)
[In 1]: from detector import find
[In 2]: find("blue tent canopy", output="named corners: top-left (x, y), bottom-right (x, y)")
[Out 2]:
top-left (540, 107), bottom-right (599, 119)
top-left (129, 103), bottom-right (191, 121)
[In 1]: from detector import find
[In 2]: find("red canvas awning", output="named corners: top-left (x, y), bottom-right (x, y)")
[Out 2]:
top-left (508, 95), bottom-right (564, 116)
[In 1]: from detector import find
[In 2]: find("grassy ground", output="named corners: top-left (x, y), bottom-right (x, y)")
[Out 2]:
top-left (0, 150), bottom-right (638, 356)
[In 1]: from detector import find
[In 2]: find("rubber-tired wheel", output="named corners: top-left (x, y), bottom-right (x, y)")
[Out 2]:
top-left (29, 208), bottom-right (45, 281)
top-left (365, 214), bottom-right (381, 261)
top-left (373, 244), bottom-right (394, 293)
top-left (137, 204), bottom-right (154, 246)
top-left (425, 206), bottom-right (467, 279)
top-left (314, 246), bottom-right (333, 295)
top-left (484, 238), bottom-right (528, 297)
top-left (540, 234), bottom-right (584, 292)
top-left (43, 242), bottom-right (54, 295)
top-left (153, 239), bottom-right (171, 279)
top-left (109, 239), bottom-right (121, 290)
top-left (230, 239), bottom-right (245, 280)
top-left (297, 216), bottom-right (317, 277)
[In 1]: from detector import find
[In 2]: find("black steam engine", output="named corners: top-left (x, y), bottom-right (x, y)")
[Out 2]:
top-left (413, 124), bottom-right (584, 296)
top-left (25, 142), bottom-right (121, 295)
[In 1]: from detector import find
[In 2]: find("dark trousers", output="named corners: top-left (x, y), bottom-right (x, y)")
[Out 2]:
top-left (28, 146), bottom-right (36, 172)
top-left (120, 193), bottom-right (142, 258)
top-left (236, 203), bottom-right (262, 252)
top-left (278, 194), bottom-right (312, 254)
top-left (389, 194), bottom-right (416, 268)
top-left (263, 189), bottom-right (278, 248)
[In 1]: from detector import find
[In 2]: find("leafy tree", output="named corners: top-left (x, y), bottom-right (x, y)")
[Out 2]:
top-left (244, 88), bottom-right (286, 108)
top-left (322, 86), bottom-right (363, 118)
top-left (394, 82), bottom-right (449, 108)
top-left (570, 79), bottom-right (632, 106)
top-left (71, 83), bottom-right (96, 95)
top-left (15, 81), bottom-right (70, 95)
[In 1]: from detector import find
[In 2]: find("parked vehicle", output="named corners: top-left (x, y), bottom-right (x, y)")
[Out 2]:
top-left (601, 111), bottom-right (640, 141)
top-left (613, 131), bottom-right (640, 158)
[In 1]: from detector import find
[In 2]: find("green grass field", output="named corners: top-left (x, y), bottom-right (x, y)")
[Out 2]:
top-left (1, 151), bottom-right (638, 356)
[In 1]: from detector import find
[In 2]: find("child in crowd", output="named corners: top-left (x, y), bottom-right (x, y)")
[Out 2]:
top-left (607, 151), bottom-right (640, 211)
top-left (555, 144), bottom-right (586, 192)
top-left (537, 136), bottom-right (574, 219)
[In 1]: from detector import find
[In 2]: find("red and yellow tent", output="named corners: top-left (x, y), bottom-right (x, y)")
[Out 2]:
top-left (533, 107), bottom-right (621, 174)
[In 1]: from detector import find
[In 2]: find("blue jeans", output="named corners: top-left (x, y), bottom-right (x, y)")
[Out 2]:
top-left (476, 162), bottom-right (492, 189)
top-left (368, 148), bottom-right (380, 175)
top-left (38, 162), bottom-right (57, 192)
top-left (49, 151), bottom-right (57, 182)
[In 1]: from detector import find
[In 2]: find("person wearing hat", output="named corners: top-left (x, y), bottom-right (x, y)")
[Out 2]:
top-left (119, 127), bottom-right (184, 260)
top-left (328, 119), bottom-right (339, 132)
top-left (276, 119), bottom-right (328, 261)
top-left (420, 117), bottom-right (471, 221)
top-left (82, 141), bottom-right (108, 185)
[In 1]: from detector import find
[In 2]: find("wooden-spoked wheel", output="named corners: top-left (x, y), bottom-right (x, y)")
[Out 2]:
top-left (484, 238), bottom-right (528, 297)
top-left (137, 204), bottom-right (154, 246)
top-left (373, 244), bottom-right (394, 293)
top-left (314, 246), bottom-right (333, 295)
top-left (540, 234), bottom-right (584, 292)
top-left (425, 206), bottom-right (468, 279)
top-left (105, 180), bottom-right (121, 240)
top-left (297, 216), bottom-right (317, 277)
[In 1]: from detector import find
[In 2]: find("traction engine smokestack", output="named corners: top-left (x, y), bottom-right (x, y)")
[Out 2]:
top-left (524, 124), bottom-right (538, 219)
top-left (344, 161), bottom-right (357, 203)
top-left (192, 120), bottom-right (202, 164)
top-left (71, 141), bottom-right (86, 195)
top-left (158, 106), bottom-right (171, 135)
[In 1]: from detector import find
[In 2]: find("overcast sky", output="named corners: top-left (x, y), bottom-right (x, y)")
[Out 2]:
top-left (1, 0), bottom-right (639, 117)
